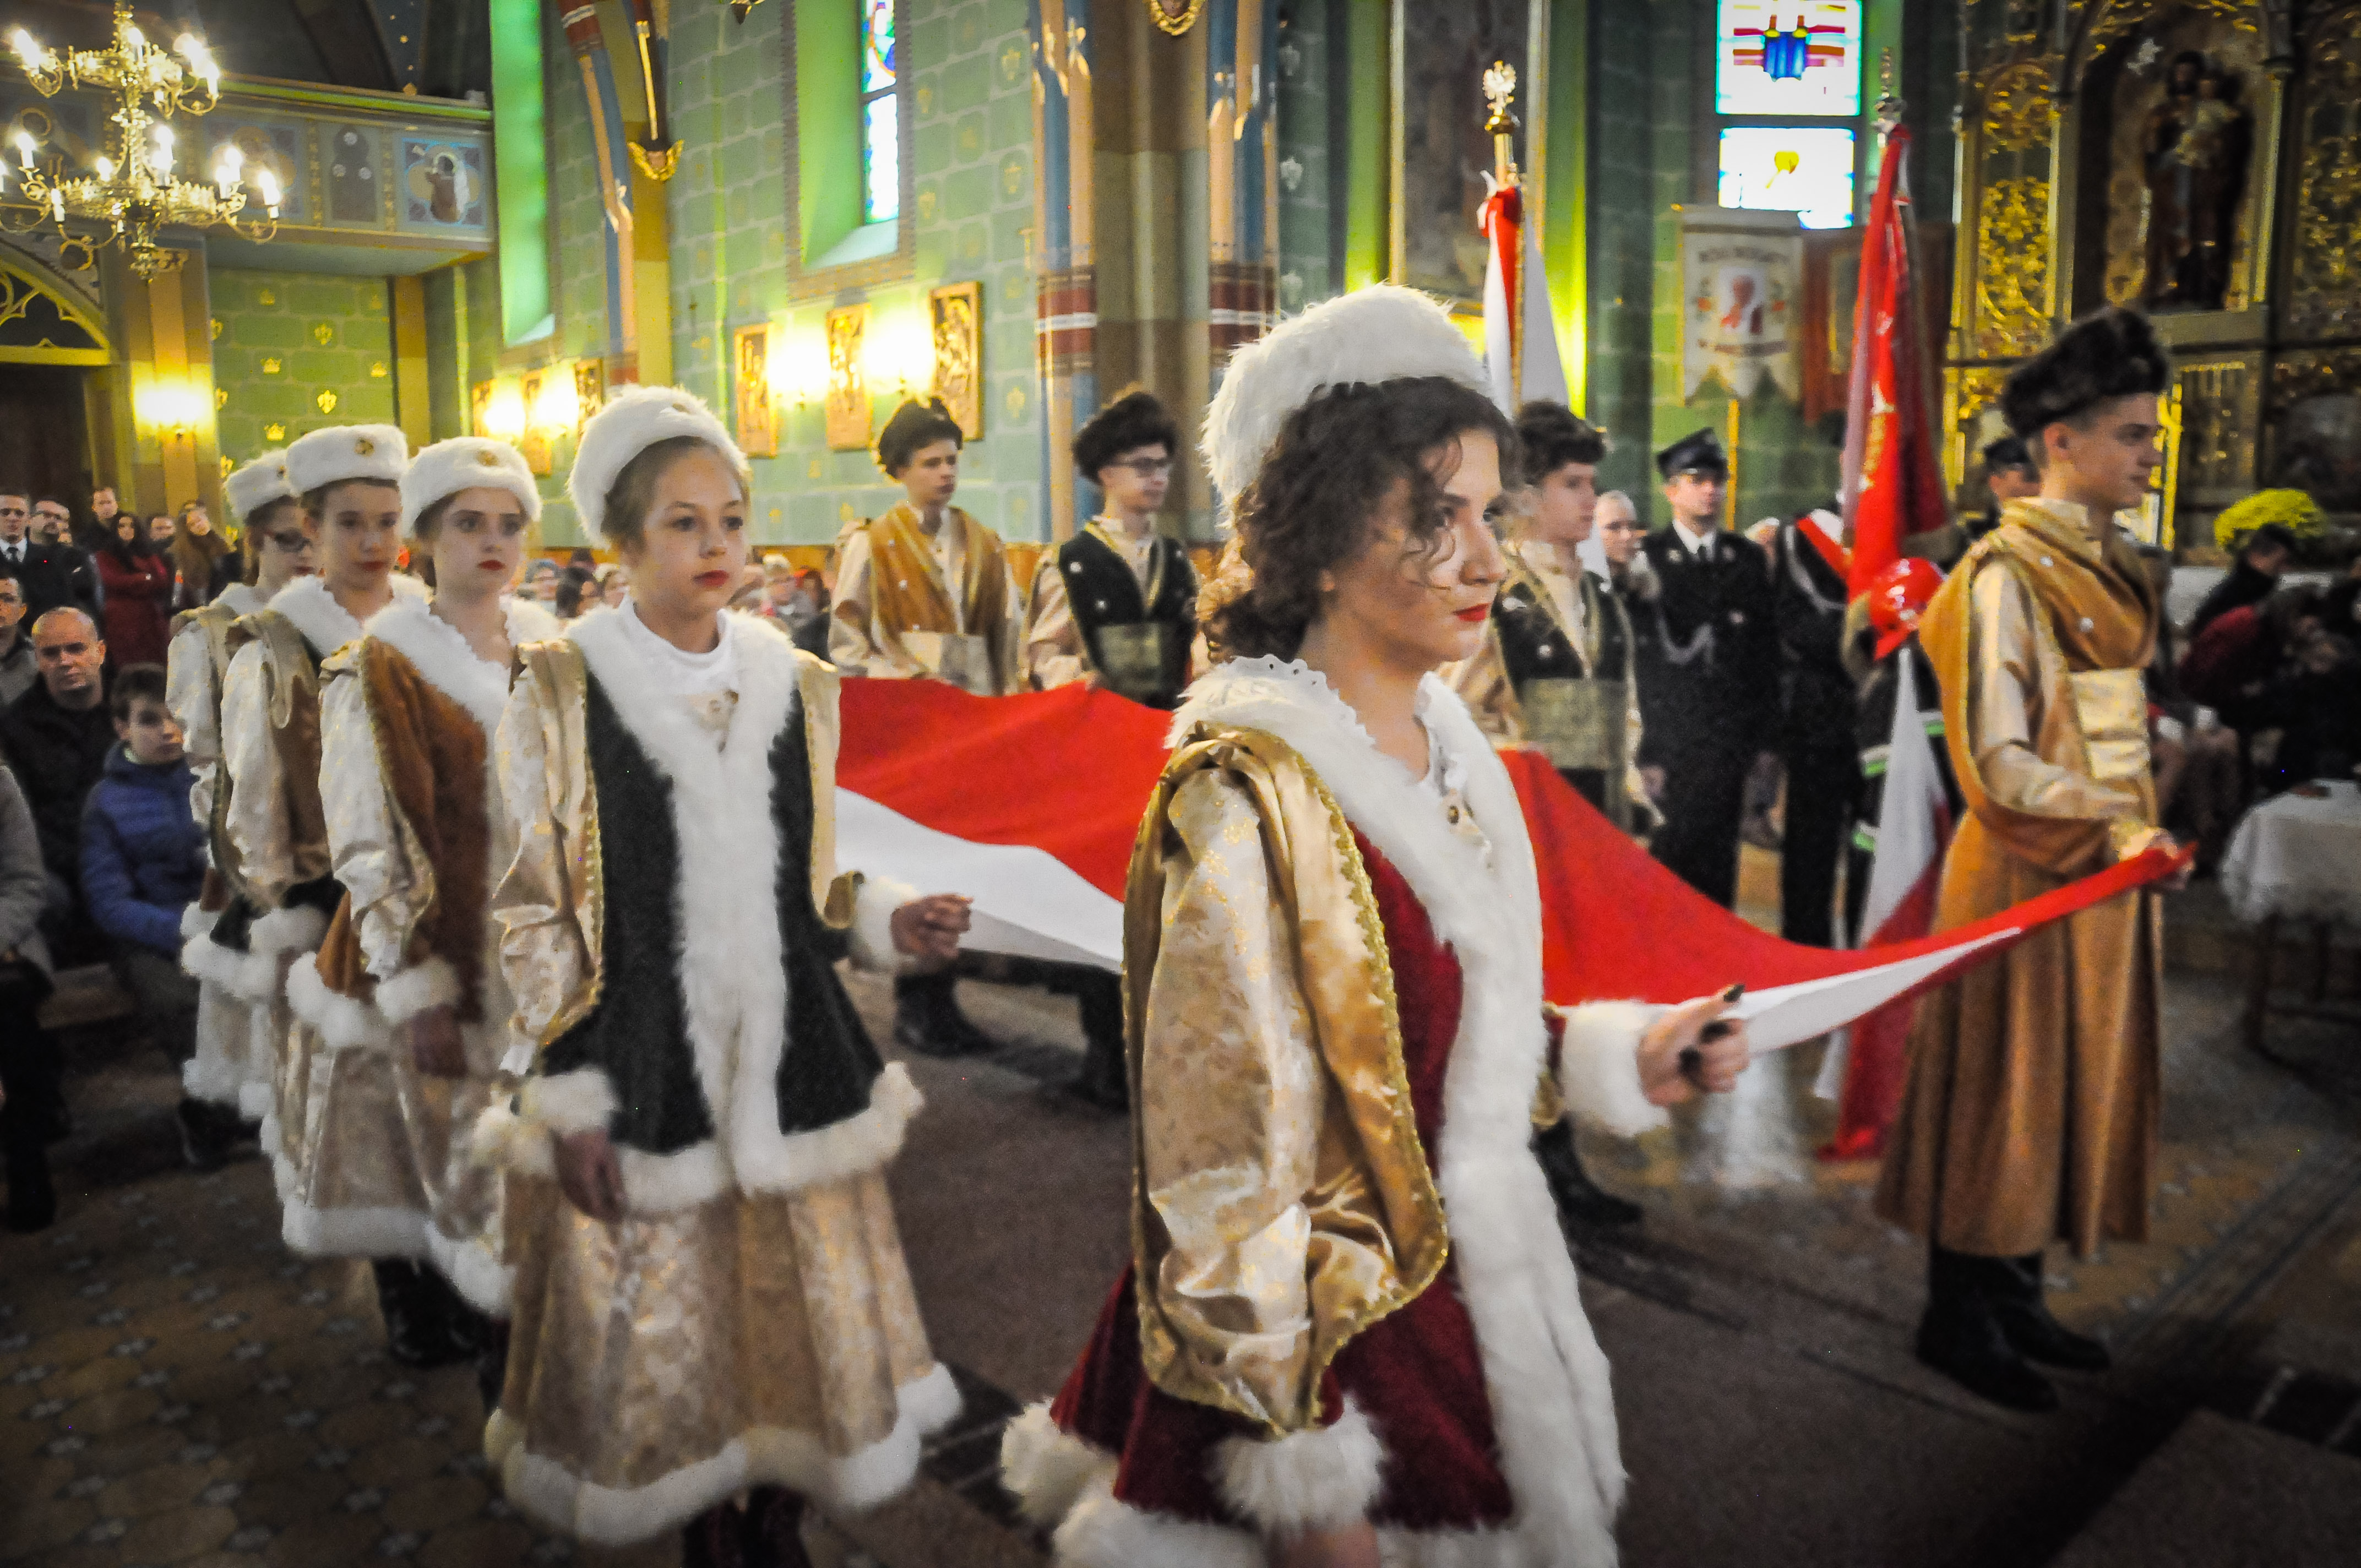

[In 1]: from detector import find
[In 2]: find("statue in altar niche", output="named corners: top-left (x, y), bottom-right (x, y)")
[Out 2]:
top-left (2139, 51), bottom-right (2252, 311)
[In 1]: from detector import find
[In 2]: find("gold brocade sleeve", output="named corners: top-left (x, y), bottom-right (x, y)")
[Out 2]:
top-left (1126, 731), bottom-right (1449, 1439)
top-left (491, 655), bottom-right (597, 1055)
top-left (1022, 553), bottom-right (1089, 692)
top-left (1137, 767), bottom-right (1328, 1428)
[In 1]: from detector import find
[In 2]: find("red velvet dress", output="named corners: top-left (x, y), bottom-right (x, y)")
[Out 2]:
top-left (1046, 830), bottom-right (1518, 1532)
top-left (96, 547), bottom-right (173, 668)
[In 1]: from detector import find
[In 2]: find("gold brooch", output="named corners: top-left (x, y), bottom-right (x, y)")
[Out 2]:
top-left (355, 437), bottom-right (375, 455)
top-left (479, 449), bottom-right (502, 466)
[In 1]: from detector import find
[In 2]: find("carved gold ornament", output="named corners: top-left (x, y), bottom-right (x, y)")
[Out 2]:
top-left (825, 304), bottom-right (871, 452)
top-left (929, 281), bottom-right (983, 440)
top-left (262, 357), bottom-right (281, 374)
top-left (1981, 61), bottom-right (2054, 153)
top-left (313, 323), bottom-right (334, 345)
top-left (319, 390), bottom-right (339, 415)
top-left (264, 422), bottom-right (285, 440)
top-left (1148, 0), bottom-right (1205, 37)
top-left (1976, 177), bottom-right (2051, 357)
top-left (2288, 8), bottom-right (2361, 336)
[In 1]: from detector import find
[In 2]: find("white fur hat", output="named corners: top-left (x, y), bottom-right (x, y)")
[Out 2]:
top-left (399, 437), bottom-right (541, 535)
top-left (224, 451), bottom-right (295, 523)
top-left (568, 385), bottom-right (747, 540)
top-left (284, 424), bottom-right (408, 496)
top-left (1202, 283), bottom-right (1488, 509)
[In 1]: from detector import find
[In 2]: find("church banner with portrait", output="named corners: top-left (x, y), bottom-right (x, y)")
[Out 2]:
top-left (1680, 210), bottom-right (1804, 402)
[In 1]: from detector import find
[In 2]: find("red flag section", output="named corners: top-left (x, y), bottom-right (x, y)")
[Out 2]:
top-left (1840, 128), bottom-right (1951, 596)
top-left (835, 679), bottom-right (2187, 1049)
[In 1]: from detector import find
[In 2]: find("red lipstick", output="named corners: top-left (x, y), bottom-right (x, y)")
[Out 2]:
top-left (695, 569), bottom-right (731, 588)
top-left (1455, 605), bottom-right (1490, 624)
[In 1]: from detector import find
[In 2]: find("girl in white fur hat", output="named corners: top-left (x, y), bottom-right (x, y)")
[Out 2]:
top-left (170, 450), bottom-right (315, 1155)
top-left (480, 386), bottom-right (973, 1562)
top-left (282, 438), bottom-right (563, 1397)
top-left (998, 287), bottom-right (1751, 1568)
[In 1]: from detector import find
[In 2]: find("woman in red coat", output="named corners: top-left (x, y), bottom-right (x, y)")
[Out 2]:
top-left (999, 287), bottom-right (1753, 1567)
top-left (96, 514), bottom-right (174, 667)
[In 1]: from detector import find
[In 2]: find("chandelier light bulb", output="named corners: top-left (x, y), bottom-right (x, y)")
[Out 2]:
top-left (257, 167), bottom-right (281, 211)
top-left (11, 129), bottom-right (35, 168)
top-left (96, 154), bottom-right (116, 180)
top-left (8, 28), bottom-right (42, 70)
top-left (151, 126), bottom-right (174, 177)
top-left (124, 23), bottom-right (146, 54)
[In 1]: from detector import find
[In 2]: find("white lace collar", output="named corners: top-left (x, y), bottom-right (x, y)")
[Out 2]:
top-left (1213, 655), bottom-right (1469, 799)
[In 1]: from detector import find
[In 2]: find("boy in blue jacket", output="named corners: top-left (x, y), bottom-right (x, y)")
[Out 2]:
top-left (81, 663), bottom-right (239, 1167)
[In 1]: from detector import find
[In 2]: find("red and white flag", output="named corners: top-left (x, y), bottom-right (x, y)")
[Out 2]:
top-left (1479, 182), bottom-right (1568, 415)
top-left (836, 680), bottom-right (2184, 1054)
top-left (1840, 127), bottom-right (1950, 594)
top-left (1818, 656), bottom-right (1954, 1157)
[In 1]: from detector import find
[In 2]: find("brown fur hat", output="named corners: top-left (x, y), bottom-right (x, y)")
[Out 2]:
top-left (2001, 307), bottom-right (2170, 439)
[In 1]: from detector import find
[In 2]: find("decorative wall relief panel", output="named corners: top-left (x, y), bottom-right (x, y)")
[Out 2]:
top-left (825, 304), bottom-right (871, 451)
top-left (2287, 6), bottom-right (2361, 336)
top-left (2173, 358), bottom-right (2257, 502)
top-left (323, 124), bottom-right (384, 226)
top-left (735, 324), bottom-right (778, 459)
top-left (1974, 176), bottom-right (2052, 357)
top-left (929, 281), bottom-right (982, 440)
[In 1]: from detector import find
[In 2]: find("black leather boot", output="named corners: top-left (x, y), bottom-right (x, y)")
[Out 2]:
top-left (744, 1486), bottom-right (813, 1568)
top-left (1915, 1248), bottom-right (2058, 1412)
top-left (372, 1260), bottom-right (470, 1369)
top-left (682, 1500), bottom-right (749, 1568)
top-left (1533, 1117), bottom-right (1642, 1230)
top-left (1057, 971), bottom-right (1129, 1112)
top-left (892, 971), bottom-right (995, 1058)
top-left (1990, 1251), bottom-right (2110, 1371)
top-left (175, 1098), bottom-right (230, 1172)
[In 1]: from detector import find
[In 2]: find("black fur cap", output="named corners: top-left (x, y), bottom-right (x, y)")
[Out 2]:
top-left (2000, 307), bottom-right (2170, 439)
top-left (876, 396), bottom-right (964, 476)
top-left (1515, 401), bottom-right (1608, 481)
top-left (1073, 387), bottom-right (1178, 480)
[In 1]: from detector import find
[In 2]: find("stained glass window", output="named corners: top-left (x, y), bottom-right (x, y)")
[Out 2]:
top-left (1715, 1), bottom-right (1862, 117)
top-left (1717, 126), bottom-right (1857, 228)
top-left (861, 0), bottom-right (897, 224)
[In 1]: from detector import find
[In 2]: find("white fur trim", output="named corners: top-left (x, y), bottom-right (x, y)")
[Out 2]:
top-left (523, 1069), bottom-right (617, 1136)
top-left (1167, 660), bottom-right (1628, 1562)
top-left (238, 1080), bottom-right (276, 1121)
top-left (731, 1060), bottom-right (924, 1197)
top-left (999, 1402), bottom-right (1115, 1530)
top-left (1202, 285), bottom-right (1487, 508)
top-left (1212, 1399), bottom-right (1384, 1533)
top-left (248, 902), bottom-right (329, 958)
top-left (281, 1197), bottom-right (428, 1260)
top-left (214, 582), bottom-right (264, 618)
top-left (423, 1222), bottom-right (512, 1316)
top-left (847, 873), bottom-right (923, 974)
top-left (181, 1049), bottom-right (245, 1106)
top-left (266, 575), bottom-right (369, 661)
top-left (505, 596), bottom-right (562, 644)
top-left (179, 901), bottom-right (213, 941)
top-left (225, 450), bottom-right (295, 522)
top-left (363, 596), bottom-right (512, 733)
top-left (470, 1098), bottom-right (555, 1177)
top-left (487, 1362), bottom-right (957, 1546)
top-left (400, 437), bottom-right (540, 534)
top-left (285, 423), bottom-right (408, 493)
top-left (566, 385), bottom-right (746, 540)
top-left (613, 1142), bottom-right (732, 1215)
top-left (372, 957), bottom-right (462, 1027)
top-left (567, 608), bottom-right (917, 1207)
top-left (1053, 1476), bottom-right (1261, 1568)
top-left (286, 955), bottom-right (391, 1052)
top-left (1554, 1001), bottom-right (1670, 1138)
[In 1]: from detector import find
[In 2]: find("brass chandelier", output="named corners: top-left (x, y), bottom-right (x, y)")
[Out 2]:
top-left (2, 2), bottom-right (279, 279)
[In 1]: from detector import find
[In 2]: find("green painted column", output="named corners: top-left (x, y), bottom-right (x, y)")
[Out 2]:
top-left (489, 0), bottom-right (552, 345)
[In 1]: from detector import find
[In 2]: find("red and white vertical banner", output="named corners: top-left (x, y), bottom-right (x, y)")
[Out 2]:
top-left (1840, 127), bottom-right (1950, 594)
top-left (1818, 656), bottom-right (1954, 1158)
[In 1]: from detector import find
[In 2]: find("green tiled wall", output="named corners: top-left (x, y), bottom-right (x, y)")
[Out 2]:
top-left (514, 0), bottom-right (1040, 548)
top-left (209, 271), bottom-right (398, 467)
top-left (1275, 2), bottom-right (1338, 314)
